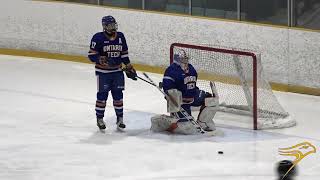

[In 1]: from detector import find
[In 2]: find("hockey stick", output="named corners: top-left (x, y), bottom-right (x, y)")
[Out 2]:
top-left (142, 72), bottom-right (206, 134)
top-left (122, 67), bottom-right (158, 87)
top-left (136, 76), bottom-right (158, 87)
top-left (138, 73), bottom-right (179, 108)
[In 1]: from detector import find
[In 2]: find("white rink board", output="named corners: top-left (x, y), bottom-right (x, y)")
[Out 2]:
top-left (0, 0), bottom-right (320, 89)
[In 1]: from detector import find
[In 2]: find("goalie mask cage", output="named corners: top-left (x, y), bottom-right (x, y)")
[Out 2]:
top-left (170, 43), bottom-right (296, 130)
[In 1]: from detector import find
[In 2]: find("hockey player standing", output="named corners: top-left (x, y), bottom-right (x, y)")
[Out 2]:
top-left (151, 49), bottom-right (219, 135)
top-left (88, 16), bottom-right (137, 131)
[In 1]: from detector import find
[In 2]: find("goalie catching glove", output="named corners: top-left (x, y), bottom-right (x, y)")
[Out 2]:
top-left (123, 64), bottom-right (137, 80)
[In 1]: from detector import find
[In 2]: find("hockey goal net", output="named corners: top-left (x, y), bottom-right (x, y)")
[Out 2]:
top-left (170, 43), bottom-right (296, 130)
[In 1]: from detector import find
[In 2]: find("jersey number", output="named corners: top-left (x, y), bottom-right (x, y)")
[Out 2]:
top-left (91, 42), bottom-right (97, 49)
top-left (187, 83), bottom-right (195, 89)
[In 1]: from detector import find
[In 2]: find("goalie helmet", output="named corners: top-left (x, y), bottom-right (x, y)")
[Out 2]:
top-left (102, 15), bottom-right (118, 35)
top-left (173, 49), bottom-right (189, 64)
top-left (173, 49), bottom-right (189, 72)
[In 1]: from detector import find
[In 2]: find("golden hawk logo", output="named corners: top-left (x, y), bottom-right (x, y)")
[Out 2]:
top-left (278, 142), bottom-right (316, 179)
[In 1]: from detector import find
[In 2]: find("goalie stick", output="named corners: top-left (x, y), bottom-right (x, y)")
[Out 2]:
top-left (210, 81), bottom-right (216, 96)
top-left (141, 73), bottom-right (207, 134)
top-left (136, 76), bottom-right (159, 88)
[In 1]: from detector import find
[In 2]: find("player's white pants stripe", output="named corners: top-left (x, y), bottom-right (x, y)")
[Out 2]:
top-left (95, 107), bottom-right (105, 111)
top-left (114, 106), bottom-right (123, 110)
top-left (95, 68), bottom-right (122, 73)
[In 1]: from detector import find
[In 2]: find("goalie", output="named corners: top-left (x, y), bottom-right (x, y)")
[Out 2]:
top-left (151, 49), bottom-right (219, 135)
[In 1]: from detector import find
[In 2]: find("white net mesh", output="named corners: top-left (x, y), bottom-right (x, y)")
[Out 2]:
top-left (171, 43), bottom-right (296, 129)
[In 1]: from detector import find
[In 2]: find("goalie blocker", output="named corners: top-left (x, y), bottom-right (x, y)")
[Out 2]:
top-left (151, 83), bottom-right (219, 135)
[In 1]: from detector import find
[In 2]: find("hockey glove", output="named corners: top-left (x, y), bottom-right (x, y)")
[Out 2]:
top-left (124, 65), bottom-right (137, 80)
top-left (99, 56), bottom-right (108, 66)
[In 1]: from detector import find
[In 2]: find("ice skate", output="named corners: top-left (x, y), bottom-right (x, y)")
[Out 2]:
top-left (96, 118), bottom-right (106, 130)
top-left (116, 116), bottom-right (126, 131)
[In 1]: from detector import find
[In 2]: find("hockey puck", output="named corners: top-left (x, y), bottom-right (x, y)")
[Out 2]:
top-left (218, 151), bottom-right (223, 154)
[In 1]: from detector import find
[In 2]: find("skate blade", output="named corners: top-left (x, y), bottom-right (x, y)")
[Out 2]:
top-left (99, 128), bottom-right (106, 133)
top-left (116, 126), bottom-right (125, 132)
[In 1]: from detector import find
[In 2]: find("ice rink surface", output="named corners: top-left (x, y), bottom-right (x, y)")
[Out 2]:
top-left (0, 55), bottom-right (319, 180)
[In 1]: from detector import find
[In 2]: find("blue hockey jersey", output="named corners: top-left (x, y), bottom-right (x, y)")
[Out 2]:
top-left (162, 63), bottom-right (198, 104)
top-left (89, 31), bottom-right (130, 74)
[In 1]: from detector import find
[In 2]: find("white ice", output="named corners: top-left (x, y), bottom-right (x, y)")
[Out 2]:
top-left (0, 55), bottom-right (319, 180)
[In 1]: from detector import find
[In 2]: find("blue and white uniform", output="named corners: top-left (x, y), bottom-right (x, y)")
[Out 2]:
top-left (89, 31), bottom-right (129, 74)
top-left (150, 49), bottom-right (216, 134)
top-left (162, 62), bottom-right (207, 122)
top-left (88, 31), bottom-right (130, 120)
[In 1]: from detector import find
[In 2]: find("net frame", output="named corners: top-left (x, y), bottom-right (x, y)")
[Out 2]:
top-left (170, 42), bottom-right (295, 130)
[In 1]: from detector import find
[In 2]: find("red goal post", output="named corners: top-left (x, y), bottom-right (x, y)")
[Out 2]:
top-left (169, 43), bottom-right (296, 130)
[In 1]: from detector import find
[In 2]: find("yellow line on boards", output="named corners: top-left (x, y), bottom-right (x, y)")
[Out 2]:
top-left (0, 48), bottom-right (88, 63)
top-left (0, 48), bottom-right (165, 74)
top-left (0, 48), bottom-right (319, 96)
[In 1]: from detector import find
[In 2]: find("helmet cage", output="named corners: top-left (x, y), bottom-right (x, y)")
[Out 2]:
top-left (174, 49), bottom-right (189, 72)
top-left (173, 49), bottom-right (189, 64)
top-left (103, 22), bottom-right (118, 33)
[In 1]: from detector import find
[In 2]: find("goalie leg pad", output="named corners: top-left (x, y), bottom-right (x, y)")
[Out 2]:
top-left (173, 121), bottom-right (200, 135)
top-left (167, 89), bottom-right (182, 113)
top-left (150, 114), bottom-right (177, 132)
top-left (150, 114), bottom-right (199, 135)
top-left (197, 106), bottom-right (218, 131)
top-left (205, 97), bottom-right (219, 107)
